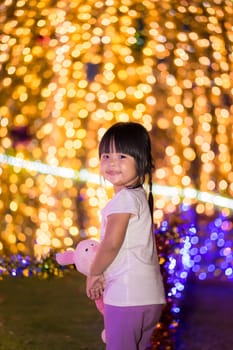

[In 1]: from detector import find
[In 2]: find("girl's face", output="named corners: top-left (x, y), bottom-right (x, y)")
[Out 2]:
top-left (100, 149), bottom-right (139, 192)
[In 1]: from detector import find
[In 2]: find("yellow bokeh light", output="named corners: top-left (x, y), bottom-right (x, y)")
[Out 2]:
top-left (0, 0), bottom-right (232, 258)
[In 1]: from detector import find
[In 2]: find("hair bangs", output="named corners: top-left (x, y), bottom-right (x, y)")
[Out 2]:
top-left (99, 126), bottom-right (133, 156)
top-left (99, 134), bottom-right (114, 157)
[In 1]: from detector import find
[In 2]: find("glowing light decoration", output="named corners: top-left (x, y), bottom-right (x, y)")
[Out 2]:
top-left (1, 154), bottom-right (233, 210)
top-left (0, 0), bottom-right (233, 263)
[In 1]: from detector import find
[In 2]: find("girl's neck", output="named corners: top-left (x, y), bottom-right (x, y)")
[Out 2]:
top-left (113, 183), bottom-right (142, 194)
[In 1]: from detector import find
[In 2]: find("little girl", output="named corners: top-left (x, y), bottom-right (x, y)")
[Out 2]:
top-left (86, 122), bottom-right (166, 350)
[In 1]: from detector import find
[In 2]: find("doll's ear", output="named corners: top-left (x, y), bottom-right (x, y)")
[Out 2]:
top-left (56, 250), bottom-right (74, 265)
top-left (73, 239), bottom-right (99, 275)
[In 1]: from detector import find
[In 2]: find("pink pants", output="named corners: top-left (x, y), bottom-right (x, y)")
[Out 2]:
top-left (104, 304), bottom-right (163, 350)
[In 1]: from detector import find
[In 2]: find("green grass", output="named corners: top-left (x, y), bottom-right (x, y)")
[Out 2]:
top-left (0, 271), bottom-right (105, 350)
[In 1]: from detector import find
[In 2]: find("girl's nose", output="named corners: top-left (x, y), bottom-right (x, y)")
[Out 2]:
top-left (109, 156), bottom-right (117, 166)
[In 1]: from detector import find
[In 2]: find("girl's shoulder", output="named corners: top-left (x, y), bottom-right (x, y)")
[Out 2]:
top-left (103, 187), bottom-right (145, 216)
top-left (114, 186), bottom-right (145, 201)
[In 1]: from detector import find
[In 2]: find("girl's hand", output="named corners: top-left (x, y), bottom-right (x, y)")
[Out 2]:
top-left (86, 274), bottom-right (105, 300)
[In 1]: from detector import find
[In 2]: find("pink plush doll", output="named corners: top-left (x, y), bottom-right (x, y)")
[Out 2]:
top-left (56, 239), bottom-right (106, 343)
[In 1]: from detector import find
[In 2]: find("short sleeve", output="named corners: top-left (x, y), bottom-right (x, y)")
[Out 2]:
top-left (104, 189), bottom-right (139, 217)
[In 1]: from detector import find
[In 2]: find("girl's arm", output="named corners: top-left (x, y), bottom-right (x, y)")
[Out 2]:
top-left (90, 212), bottom-right (131, 275)
top-left (86, 212), bottom-right (131, 299)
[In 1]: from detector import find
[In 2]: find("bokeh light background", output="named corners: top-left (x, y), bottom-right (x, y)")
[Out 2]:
top-left (0, 0), bottom-right (233, 283)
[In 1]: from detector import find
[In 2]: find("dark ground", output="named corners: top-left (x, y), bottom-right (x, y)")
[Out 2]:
top-left (0, 272), bottom-right (233, 350)
top-left (176, 278), bottom-right (233, 350)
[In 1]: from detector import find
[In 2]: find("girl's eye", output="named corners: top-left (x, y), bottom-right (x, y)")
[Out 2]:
top-left (119, 154), bottom-right (127, 159)
top-left (101, 154), bottom-right (109, 160)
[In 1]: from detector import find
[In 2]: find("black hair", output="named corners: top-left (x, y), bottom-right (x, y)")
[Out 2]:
top-left (99, 122), bottom-right (154, 218)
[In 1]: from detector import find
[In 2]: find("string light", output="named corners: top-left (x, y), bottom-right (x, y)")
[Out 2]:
top-left (1, 154), bottom-right (233, 210)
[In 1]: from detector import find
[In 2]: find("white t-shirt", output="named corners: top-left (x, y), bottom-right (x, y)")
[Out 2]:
top-left (100, 187), bottom-right (166, 306)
